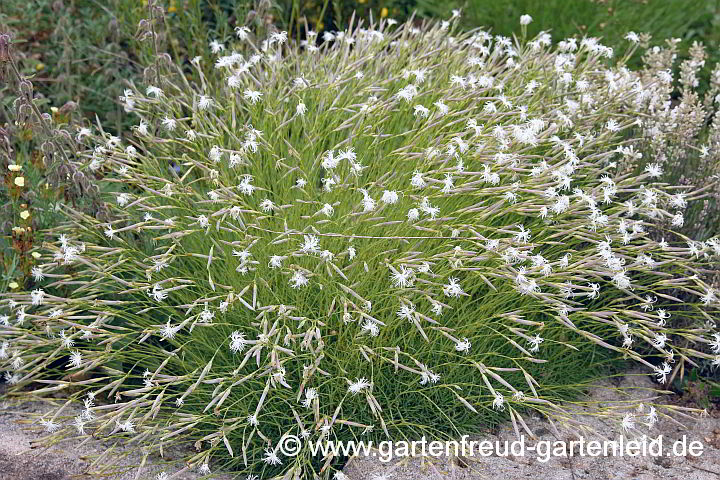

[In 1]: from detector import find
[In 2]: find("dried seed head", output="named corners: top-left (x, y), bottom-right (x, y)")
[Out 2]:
top-left (19, 80), bottom-right (33, 97)
top-left (58, 101), bottom-right (77, 115)
top-left (157, 52), bottom-right (172, 66)
top-left (0, 34), bottom-right (10, 63)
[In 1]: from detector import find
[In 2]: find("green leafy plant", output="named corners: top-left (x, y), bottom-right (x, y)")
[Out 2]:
top-left (2, 14), bottom-right (720, 480)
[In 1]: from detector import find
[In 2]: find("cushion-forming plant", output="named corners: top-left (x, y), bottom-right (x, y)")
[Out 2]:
top-left (2, 14), bottom-right (720, 479)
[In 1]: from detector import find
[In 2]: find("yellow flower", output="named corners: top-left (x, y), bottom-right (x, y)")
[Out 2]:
top-left (14, 176), bottom-right (24, 187)
top-left (8, 164), bottom-right (22, 172)
top-left (8, 282), bottom-right (19, 290)
top-left (168, 5), bottom-right (177, 13)
top-left (20, 210), bottom-right (30, 220)
top-left (32, 252), bottom-right (41, 259)
top-left (358, 0), bottom-right (366, 3)
top-left (381, 7), bottom-right (389, 18)
top-left (36, 63), bottom-right (45, 71)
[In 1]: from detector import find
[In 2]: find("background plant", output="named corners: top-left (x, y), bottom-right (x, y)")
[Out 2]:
top-left (0, 33), bottom-right (106, 292)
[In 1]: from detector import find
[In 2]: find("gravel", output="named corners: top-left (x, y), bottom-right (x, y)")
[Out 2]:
top-left (2, 373), bottom-right (720, 480)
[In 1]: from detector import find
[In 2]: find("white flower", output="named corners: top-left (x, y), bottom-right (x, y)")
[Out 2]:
top-left (606, 119), bottom-right (620, 132)
top-left (270, 31), bottom-right (288, 45)
top-left (289, 271), bottom-right (309, 288)
top-left (116, 419), bottom-right (135, 433)
top-left (301, 234), bottom-right (320, 254)
top-left (146, 86), bottom-right (163, 97)
top-left (492, 393), bottom-right (505, 411)
top-left (644, 163), bottom-right (663, 178)
top-left (302, 387), bottom-right (318, 408)
top-left (645, 406), bottom-right (658, 428)
top-left (116, 193), bottom-right (131, 207)
top-left (235, 26), bottom-right (251, 40)
top-left (67, 350), bottom-right (83, 369)
top-left (396, 84), bottom-right (418, 102)
top-left (160, 320), bottom-right (181, 340)
top-left (30, 289), bottom-right (45, 306)
top-left (136, 119), bottom-right (149, 136)
top-left (40, 419), bottom-right (61, 433)
top-left (268, 255), bottom-right (286, 268)
top-left (520, 14), bottom-right (533, 25)
top-left (243, 89), bottom-right (263, 104)
top-left (434, 100), bottom-right (449, 116)
top-left (413, 105), bottom-right (429, 118)
top-left (348, 377), bottom-right (371, 395)
top-left (396, 303), bottom-right (415, 320)
top-left (361, 319), bottom-right (379, 336)
top-left (455, 338), bottom-right (471, 353)
top-left (361, 194), bottom-right (376, 212)
top-left (652, 332), bottom-right (667, 350)
top-left (149, 284), bottom-right (168, 302)
top-left (76, 127), bottom-right (92, 142)
top-left (443, 277), bottom-right (465, 298)
top-left (654, 362), bottom-right (672, 384)
top-left (161, 116), bottom-right (176, 131)
top-left (263, 448), bottom-right (282, 465)
top-left (238, 176), bottom-right (256, 195)
top-left (407, 208), bottom-right (420, 222)
top-left (296, 102), bottom-right (307, 116)
top-left (198, 95), bottom-right (214, 110)
top-left (199, 305), bottom-right (215, 323)
top-left (320, 203), bottom-right (334, 217)
top-left (73, 416), bottom-right (86, 435)
top-left (411, 171), bottom-right (426, 188)
top-left (441, 174), bottom-right (454, 193)
top-left (621, 413), bottom-right (635, 432)
top-left (390, 267), bottom-right (415, 288)
top-left (528, 334), bottom-right (544, 353)
top-left (31, 266), bottom-right (45, 282)
top-left (229, 331), bottom-right (248, 353)
top-left (260, 199), bottom-right (276, 212)
top-left (381, 190), bottom-right (399, 204)
top-left (209, 40), bottom-right (225, 53)
top-left (612, 270), bottom-right (632, 290)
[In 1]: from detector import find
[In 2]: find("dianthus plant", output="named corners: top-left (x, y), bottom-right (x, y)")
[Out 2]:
top-left (2, 14), bottom-right (720, 479)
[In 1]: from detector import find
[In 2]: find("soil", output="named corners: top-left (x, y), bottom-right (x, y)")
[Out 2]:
top-left (2, 373), bottom-right (720, 480)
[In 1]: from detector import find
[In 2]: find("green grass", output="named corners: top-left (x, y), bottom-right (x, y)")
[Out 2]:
top-left (2, 17), bottom-right (718, 479)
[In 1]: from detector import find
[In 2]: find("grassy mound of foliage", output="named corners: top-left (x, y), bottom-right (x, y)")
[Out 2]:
top-left (2, 14), bottom-right (720, 479)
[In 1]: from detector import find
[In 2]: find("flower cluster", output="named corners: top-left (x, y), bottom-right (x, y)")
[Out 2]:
top-left (2, 14), bottom-right (719, 479)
